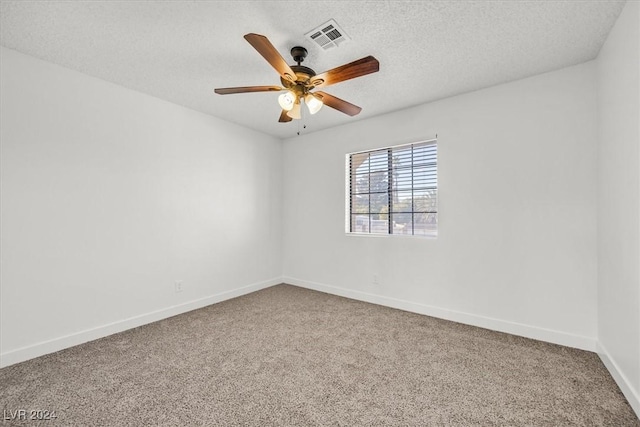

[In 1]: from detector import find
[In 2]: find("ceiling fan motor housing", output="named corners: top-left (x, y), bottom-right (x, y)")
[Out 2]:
top-left (281, 47), bottom-right (318, 94)
top-left (281, 64), bottom-right (317, 94)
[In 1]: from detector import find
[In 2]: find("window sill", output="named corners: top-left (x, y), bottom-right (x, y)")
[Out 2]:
top-left (345, 232), bottom-right (437, 239)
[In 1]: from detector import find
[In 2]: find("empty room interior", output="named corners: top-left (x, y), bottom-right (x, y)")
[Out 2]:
top-left (1, 1), bottom-right (639, 425)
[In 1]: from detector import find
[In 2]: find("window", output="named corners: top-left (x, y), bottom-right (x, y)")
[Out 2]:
top-left (347, 140), bottom-right (437, 237)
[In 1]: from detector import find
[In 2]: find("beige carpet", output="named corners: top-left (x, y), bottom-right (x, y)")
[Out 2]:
top-left (1, 284), bottom-right (638, 426)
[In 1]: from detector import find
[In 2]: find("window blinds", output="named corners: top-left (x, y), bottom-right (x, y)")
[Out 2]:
top-left (349, 140), bottom-right (437, 236)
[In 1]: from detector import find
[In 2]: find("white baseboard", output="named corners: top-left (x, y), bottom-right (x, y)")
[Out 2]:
top-left (0, 276), bottom-right (600, 368)
top-left (283, 276), bottom-right (597, 352)
top-left (0, 277), bottom-right (283, 368)
top-left (597, 342), bottom-right (640, 418)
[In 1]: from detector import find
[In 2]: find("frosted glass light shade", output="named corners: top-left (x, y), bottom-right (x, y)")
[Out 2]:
top-left (286, 99), bottom-right (302, 119)
top-left (278, 91), bottom-right (296, 111)
top-left (305, 93), bottom-right (323, 114)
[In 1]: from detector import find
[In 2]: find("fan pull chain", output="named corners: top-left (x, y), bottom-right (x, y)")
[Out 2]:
top-left (297, 97), bottom-right (307, 136)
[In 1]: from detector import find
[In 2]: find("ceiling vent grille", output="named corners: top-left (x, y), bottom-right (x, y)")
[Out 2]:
top-left (305, 19), bottom-right (350, 50)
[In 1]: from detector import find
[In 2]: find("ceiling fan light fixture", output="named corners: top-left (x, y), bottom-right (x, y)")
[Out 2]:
top-left (305, 93), bottom-right (323, 115)
top-left (286, 98), bottom-right (302, 119)
top-left (278, 91), bottom-right (296, 111)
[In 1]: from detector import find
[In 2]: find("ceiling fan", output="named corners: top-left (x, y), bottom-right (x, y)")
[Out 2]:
top-left (214, 33), bottom-right (380, 122)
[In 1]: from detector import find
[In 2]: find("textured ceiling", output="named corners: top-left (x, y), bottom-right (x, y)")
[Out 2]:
top-left (0, 1), bottom-right (626, 139)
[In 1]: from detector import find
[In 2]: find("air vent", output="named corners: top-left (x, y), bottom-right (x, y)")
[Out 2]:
top-left (305, 19), bottom-right (350, 50)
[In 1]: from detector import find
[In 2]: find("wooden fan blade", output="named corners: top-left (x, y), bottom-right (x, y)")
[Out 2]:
top-left (314, 91), bottom-right (362, 116)
top-left (244, 33), bottom-right (296, 82)
top-left (278, 110), bottom-right (293, 123)
top-left (311, 56), bottom-right (379, 89)
top-left (214, 86), bottom-right (283, 95)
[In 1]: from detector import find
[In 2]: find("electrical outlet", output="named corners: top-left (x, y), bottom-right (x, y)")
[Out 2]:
top-left (373, 274), bottom-right (379, 285)
top-left (174, 280), bottom-right (184, 293)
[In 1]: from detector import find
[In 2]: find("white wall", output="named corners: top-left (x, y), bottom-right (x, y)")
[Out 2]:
top-left (282, 61), bottom-right (598, 351)
top-left (0, 47), bottom-right (283, 367)
top-left (596, 0), bottom-right (640, 415)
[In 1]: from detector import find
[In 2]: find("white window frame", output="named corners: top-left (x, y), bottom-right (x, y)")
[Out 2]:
top-left (345, 139), bottom-right (438, 238)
